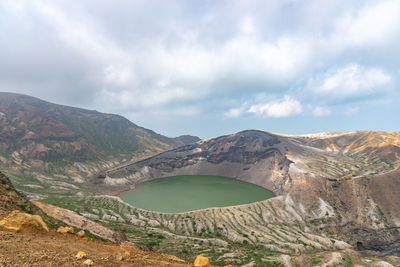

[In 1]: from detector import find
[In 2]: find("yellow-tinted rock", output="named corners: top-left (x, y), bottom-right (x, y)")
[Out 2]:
top-left (194, 255), bottom-right (210, 267)
top-left (77, 230), bottom-right (85, 237)
top-left (116, 247), bottom-right (131, 261)
top-left (116, 254), bottom-right (125, 261)
top-left (75, 251), bottom-right (87, 260)
top-left (0, 210), bottom-right (48, 233)
top-left (224, 265), bottom-right (234, 267)
top-left (57, 226), bottom-right (74, 234)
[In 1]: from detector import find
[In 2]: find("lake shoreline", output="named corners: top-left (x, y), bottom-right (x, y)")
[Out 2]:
top-left (107, 184), bottom-right (138, 196)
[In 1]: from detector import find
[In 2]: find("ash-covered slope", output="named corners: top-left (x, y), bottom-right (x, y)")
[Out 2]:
top-left (105, 130), bottom-right (400, 191)
top-left (106, 129), bottom-right (400, 255)
top-left (105, 130), bottom-right (292, 193)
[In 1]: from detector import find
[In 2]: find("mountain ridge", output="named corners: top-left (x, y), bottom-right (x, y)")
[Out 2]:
top-left (104, 129), bottom-right (400, 257)
top-left (1, 92), bottom-right (399, 265)
top-left (0, 92), bottom-right (199, 198)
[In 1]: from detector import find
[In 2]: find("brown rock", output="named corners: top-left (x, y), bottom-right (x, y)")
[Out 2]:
top-left (115, 246), bottom-right (132, 261)
top-left (116, 254), bottom-right (125, 261)
top-left (194, 255), bottom-right (210, 267)
top-left (112, 230), bottom-right (128, 244)
top-left (0, 210), bottom-right (48, 233)
top-left (57, 226), bottom-right (74, 234)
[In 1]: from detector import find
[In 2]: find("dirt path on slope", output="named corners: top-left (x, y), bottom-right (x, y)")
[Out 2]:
top-left (0, 230), bottom-right (191, 266)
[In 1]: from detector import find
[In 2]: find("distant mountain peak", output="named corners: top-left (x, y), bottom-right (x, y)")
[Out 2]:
top-left (0, 92), bottom-right (199, 198)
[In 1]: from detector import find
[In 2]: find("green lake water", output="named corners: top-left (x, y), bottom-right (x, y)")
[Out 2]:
top-left (120, 175), bottom-right (274, 213)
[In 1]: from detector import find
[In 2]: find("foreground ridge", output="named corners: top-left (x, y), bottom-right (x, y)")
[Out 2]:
top-left (0, 171), bottom-right (191, 266)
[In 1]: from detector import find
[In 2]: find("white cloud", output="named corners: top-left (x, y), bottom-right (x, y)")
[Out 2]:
top-left (331, 0), bottom-right (400, 47)
top-left (248, 96), bottom-right (302, 118)
top-left (313, 106), bottom-right (331, 117)
top-left (309, 64), bottom-right (391, 99)
top-left (34, 1), bottom-right (126, 63)
top-left (224, 106), bottom-right (246, 118)
top-left (240, 17), bottom-right (256, 36)
top-left (222, 36), bottom-right (310, 80)
top-left (104, 65), bottom-right (132, 86)
top-left (32, 0), bottom-right (313, 111)
top-left (1, 0), bottom-right (399, 137)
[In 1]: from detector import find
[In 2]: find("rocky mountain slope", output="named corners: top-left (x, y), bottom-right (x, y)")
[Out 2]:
top-left (0, 170), bottom-right (192, 266)
top-left (106, 130), bottom-right (399, 189)
top-left (1, 93), bottom-right (399, 265)
top-left (0, 92), bottom-right (199, 198)
top-left (0, 171), bottom-right (65, 229)
top-left (42, 193), bottom-right (400, 266)
top-left (0, 171), bottom-right (34, 218)
top-left (2, 165), bottom-right (398, 266)
top-left (104, 130), bottom-right (400, 258)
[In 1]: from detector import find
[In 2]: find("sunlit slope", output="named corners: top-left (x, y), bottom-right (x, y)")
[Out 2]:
top-left (286, 131), bottom-right (400, 179)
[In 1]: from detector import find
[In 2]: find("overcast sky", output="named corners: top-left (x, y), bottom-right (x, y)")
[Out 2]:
top-left (0, 0), bottom-right (399, 138)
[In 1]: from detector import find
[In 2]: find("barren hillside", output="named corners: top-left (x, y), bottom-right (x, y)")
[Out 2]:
top-left (0, 92), bottom-right (199, 199)
top-left (0, 171), bottom-right (191, 266)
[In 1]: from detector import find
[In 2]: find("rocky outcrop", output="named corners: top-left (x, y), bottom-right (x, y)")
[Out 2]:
top-left (0, 171), bottom-right (36, 218)
top-left (32, 200), bottom-right (129, 244)
top-left (0, 171), bottom-right (63, 230)
top-left (0, 210), bottom-right (48, 233)
top-left (351, 227), bottom-right (400, 256)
